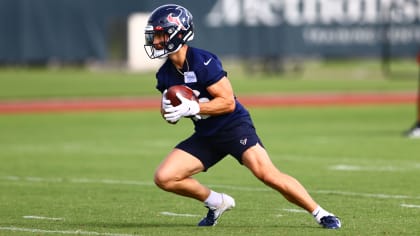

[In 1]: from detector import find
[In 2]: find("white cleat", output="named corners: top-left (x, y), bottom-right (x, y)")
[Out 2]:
top-left (197, 193), bottom-right (235, 226)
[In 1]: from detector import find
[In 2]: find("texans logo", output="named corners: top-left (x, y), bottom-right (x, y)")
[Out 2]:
top-left (167, 7), bottom-right (191, 30)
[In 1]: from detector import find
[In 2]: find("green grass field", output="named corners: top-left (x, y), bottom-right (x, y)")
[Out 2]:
top-left (0, 59), bottom-right (417, 100)
top-left (1, 61), bottom-right (420, 235)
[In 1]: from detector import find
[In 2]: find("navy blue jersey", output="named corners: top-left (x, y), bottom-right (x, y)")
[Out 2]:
top-left (156, 47), bottom-right (250, 136)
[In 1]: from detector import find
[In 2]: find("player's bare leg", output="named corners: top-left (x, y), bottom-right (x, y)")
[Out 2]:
top-left (241, 143), bottom-right (317, 212)
top-left (242, 143), bottom-right (341, 229)
top-left (154, 148), bottom-right (235, 226)
top-left (154, 148), bottom-right (210, 201)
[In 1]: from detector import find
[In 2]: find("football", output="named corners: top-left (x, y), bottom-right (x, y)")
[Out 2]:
top-left (166, 85), bottom-right (198, 106)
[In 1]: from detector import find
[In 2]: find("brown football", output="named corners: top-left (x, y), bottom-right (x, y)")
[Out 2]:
top-left (166, 85), bottom-right (198, 106)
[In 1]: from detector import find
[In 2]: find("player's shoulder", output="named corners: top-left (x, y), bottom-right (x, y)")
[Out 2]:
top-left (189, 47), bottom-right (220, 63)
top-left (190, 47), bottom-right (215, 57)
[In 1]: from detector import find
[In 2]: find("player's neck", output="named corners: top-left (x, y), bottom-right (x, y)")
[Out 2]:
top-left (169, 45), bottom-right (189, 69)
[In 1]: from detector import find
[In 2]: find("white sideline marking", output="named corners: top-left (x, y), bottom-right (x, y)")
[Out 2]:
top-left (160, 212), bottom-right (200, 217)
top-left (330, 164), bottom-right (403, 172)
top-left (0, 226), bottom-right (136, 236)
top-left (314, 190), bottom-right (420, 200)
top-left (282, 208), bottom-right (307, 213)
top-left (276, 208), bottom-right (306, 217)
top-left (401, 204), bottom-right (420, 208)
top-left (330, 165), bottom-right (361, 171)
top-left (3, 175), bottom-right (420, 200)
top-left (1, 176), bottom-right (154, 186)
top-left (23, 215), bottom-right (64, 221)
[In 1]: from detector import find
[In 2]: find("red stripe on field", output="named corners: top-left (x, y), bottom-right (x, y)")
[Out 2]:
top-left (0, 92), bottom-right (417, 114)
top-left (0, 98), bottom-right (159, 114)
top-left (238, 92), bottom-right (417, 107)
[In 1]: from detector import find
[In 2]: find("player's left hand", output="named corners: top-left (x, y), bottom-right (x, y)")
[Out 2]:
top-left (164, 92), bottom-right (200, 122)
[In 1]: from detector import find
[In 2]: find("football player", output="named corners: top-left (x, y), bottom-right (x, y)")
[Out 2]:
top-left (144, 4), bottom-right (341, 229)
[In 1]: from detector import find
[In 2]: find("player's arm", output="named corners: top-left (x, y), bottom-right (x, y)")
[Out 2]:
top-left (163, 76), bottom-right (235, 122)
top-left (199, 76), bottom-right (236, 116)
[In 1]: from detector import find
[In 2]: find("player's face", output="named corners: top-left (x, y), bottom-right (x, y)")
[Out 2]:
top-left (152, 31), bottom-right (168, 50)
top-left (144, 29), bottom-right (172, 59)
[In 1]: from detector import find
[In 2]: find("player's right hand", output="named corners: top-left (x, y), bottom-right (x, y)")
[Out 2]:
top-left (161, 89), bottom-right (173, 110)
top-left (164, 92), bottom-right (200, 120)
top-left (161, 89), bottom-right (179, 124)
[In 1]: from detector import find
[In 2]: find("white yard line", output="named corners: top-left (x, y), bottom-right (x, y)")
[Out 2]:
top-left (160, 212), bottom-right (200, 217)
top-left (401, 204), bottom-right (420, 208)
top-left (23, 215), bottom-right (64, 221)
top-left (0, 226), bottom-right (137, 236)
top-left (1, 176), bottom-right (154, 186)
top-left (313, 189), bottom-right (420, 200)
top-left (329, 164), bottom-right (420, 172)
top-left (282, 208), bottom-right (307, 213)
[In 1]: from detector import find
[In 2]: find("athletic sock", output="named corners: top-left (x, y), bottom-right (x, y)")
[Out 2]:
top-left (312, 206), bottom-right (332, 223)
top-left (204, 190), bottom-right (223, 208)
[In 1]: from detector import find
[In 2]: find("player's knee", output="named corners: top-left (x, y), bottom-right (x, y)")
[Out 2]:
top-left (154, 171), bottom-right (171, 190)
top-left (154, 171), bottom-right (181, 191)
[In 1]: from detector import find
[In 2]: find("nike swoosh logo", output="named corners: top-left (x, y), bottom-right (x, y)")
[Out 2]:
top-left (204, 58), bottom-right (212, 66)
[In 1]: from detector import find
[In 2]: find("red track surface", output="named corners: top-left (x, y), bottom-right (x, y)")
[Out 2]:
top-left (0, 92), bottom-right (417, 114)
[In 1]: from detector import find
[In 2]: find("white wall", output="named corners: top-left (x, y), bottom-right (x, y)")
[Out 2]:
top-left (127, 13), bottom-right (164, 72)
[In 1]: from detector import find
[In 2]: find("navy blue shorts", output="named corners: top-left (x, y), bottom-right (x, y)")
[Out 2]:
top-left (176, 119), bottom-right (263, 171)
